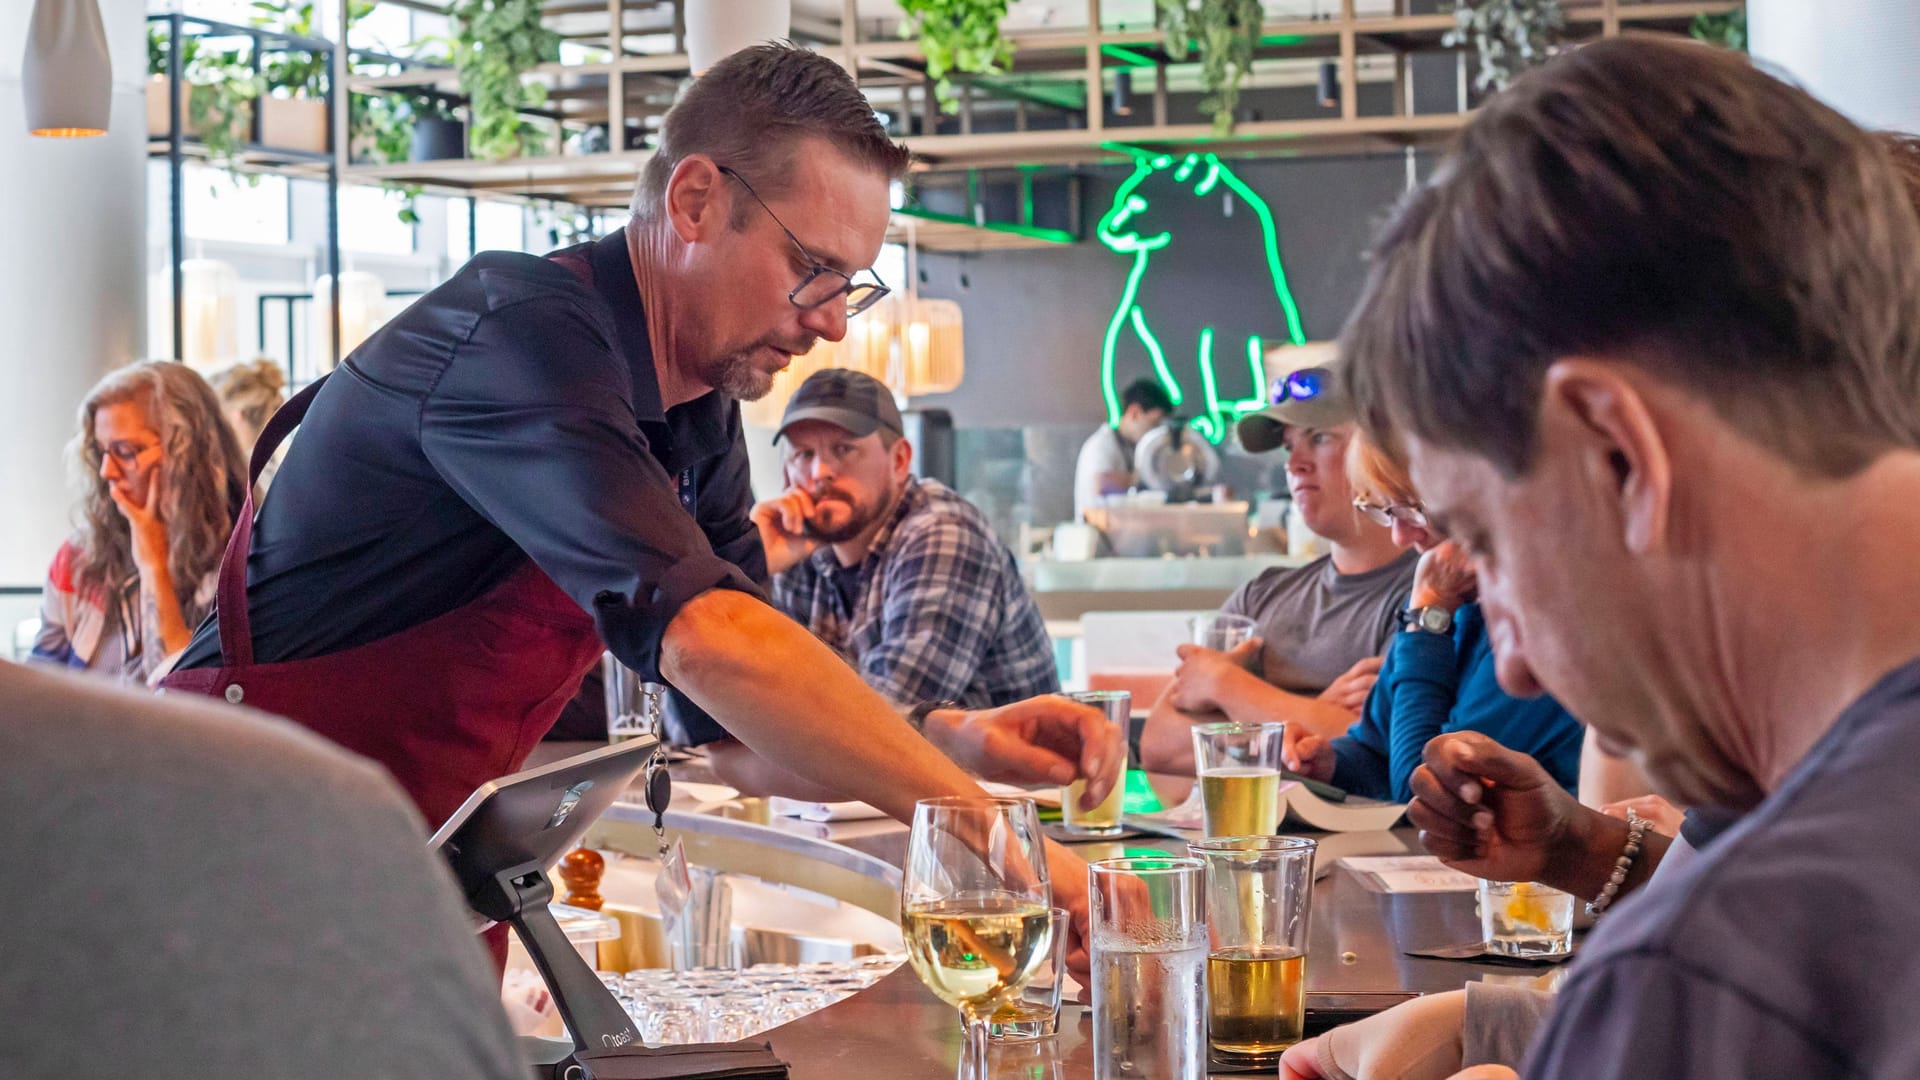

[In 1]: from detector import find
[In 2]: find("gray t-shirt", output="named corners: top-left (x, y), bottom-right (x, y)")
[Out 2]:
top-left (1524, 654), bottom-right (1920, 1079)
top-left (0, 662), bottom-right (526, 1080)
top-left (1220, 550), bottom-right (1417, 693)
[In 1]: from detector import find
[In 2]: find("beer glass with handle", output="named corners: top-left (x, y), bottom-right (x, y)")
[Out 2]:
top-left (902, 797), bottom-right (1054, 1079)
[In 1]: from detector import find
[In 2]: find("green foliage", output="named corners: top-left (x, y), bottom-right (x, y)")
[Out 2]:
top-left (1442, 0), bottom-right (1564, 94)
top-left (451, 0), bottom-right (560, 160)
top-left (1690, 9), bottom-right (1747, 52)
top-left (1155, 0), bottom-right (1264, 138)
top-left (249, 0), bottom-right (362, 97)
top-left (149, 25), bottom-right (264, 177)
top-left (897, 0), bottom-right (1014, 113)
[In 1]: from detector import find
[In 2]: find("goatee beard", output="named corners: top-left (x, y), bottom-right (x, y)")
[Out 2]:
top-left (702, 352), bottom-right (777, 401)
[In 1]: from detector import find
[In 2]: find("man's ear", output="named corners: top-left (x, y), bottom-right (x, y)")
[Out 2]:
top-left (663, 154), bottom-right (727, 244)
top-left (893, 434), bottom-right (914, 480)
top-left (1541, 359), bottom-right (1673, 556)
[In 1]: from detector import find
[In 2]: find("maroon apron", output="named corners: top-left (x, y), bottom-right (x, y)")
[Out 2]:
top-left (160, 252), bottom-right (614, 964)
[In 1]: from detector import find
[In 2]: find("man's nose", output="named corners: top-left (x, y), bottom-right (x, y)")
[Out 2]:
top-left (799, 301), bottom-right (849, 344)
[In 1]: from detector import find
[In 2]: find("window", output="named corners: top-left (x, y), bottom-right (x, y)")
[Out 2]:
top-left (446, 196), bottom-right (474, 262)
top-left (474, 200), bottom-right (526, 253)
top-left (181, 163), bottom-right (290, 245)
top-left (337, 185), bottom-right (416, 256)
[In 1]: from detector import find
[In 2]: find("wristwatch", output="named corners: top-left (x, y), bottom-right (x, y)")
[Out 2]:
top-left (907, 700), bottom-right (964, 733)
top-left (1402, 605), bottom-right (1454, 636)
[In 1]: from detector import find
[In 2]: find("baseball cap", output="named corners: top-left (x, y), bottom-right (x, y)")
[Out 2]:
top-left (774, 368), bottom-right (903, 444)
top-left (1237, 342), bottom-right (1351, 453)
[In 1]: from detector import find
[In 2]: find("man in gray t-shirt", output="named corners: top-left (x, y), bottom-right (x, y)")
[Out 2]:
top-left (1140, 352), bottom-right (1415, 774)
top-left (0, 662), bottom-right (525, 1080)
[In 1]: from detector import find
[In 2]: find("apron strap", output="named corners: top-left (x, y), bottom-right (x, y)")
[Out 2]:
top-left (214, 375), bottom-right (328, 669)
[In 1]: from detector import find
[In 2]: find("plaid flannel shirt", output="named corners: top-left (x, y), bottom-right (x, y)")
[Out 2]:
top-left (772, 478), bottom-right (1059, 710)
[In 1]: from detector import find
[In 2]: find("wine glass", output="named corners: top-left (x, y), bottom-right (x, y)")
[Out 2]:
top-left (902, 797), bottom-right (1054, 1079)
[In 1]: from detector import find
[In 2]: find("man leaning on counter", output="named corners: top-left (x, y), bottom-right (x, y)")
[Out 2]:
top-left (159, 43), bottom-right (1117, 956)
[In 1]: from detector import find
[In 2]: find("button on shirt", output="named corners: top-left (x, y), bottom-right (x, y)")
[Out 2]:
top-left (176, 232), bottom-right (767, 734)
top-left (760, 478), bottom-right (1058, 734)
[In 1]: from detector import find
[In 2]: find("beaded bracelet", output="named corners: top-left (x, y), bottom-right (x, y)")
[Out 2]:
top-left (1585, 808), bottom-right (1648, 918)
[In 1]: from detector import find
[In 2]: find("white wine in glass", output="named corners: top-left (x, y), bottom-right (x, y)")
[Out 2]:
top-left (902, 797), bottom-right (1052, 1079)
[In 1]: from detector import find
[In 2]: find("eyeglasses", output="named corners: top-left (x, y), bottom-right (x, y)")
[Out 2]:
top-left (1269, 366), bottom-right (1331, 405)
top-left (1353, 497), bottom-right (1428, 529)
top-left (716, 165), bottom-right (891, 317)
top-left (100, 440), bottom-right (160, 471)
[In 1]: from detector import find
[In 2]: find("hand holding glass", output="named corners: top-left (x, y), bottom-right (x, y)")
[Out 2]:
top-left (1060, 691), bottom-right (1129, 837)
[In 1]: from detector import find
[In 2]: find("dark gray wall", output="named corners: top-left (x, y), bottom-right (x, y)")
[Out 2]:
top-left (908, 149), bottom-right (1429, 429)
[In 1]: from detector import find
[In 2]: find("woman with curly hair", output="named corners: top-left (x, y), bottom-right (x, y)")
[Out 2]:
top-left (31, 361), bottom-right (248, 683)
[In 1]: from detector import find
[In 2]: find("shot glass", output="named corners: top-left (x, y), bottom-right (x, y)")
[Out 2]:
top-left (1191, 722), bottom-right (1286, 838)
top-left (1089, 857), bottom-right (1208, 1080)
top-left (986, 907), bottom-right (1071, 1040)
top-left (603, 652), bottom-right (664, 745)
top-left (1060, 691), bottom-right (1129, 837)
top-left (1477, 880), bottom-right (1575, 957)
top-left (1190, 836), bottom-right (1317, 1067)
top-left (1189, 613), bottom-right (1257, 652)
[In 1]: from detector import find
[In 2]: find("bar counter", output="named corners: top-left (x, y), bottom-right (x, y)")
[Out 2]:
top-left (581, 769), bottom-right (1533, 1079)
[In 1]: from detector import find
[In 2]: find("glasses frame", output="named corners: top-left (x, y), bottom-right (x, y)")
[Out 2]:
top-left (1352, 497), bottom-right (1429, 529)
top-left (716, 165), bottom-right (891, 317)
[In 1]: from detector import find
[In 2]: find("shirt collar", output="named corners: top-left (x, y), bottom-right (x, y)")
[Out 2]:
top-left (588, 230), bottom-right (736, 463)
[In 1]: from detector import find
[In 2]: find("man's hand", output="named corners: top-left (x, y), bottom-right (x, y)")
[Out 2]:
top-left (1280, 990), bottom-right (1468, 1080)
top-left (1409, 540), bottom-right (1476, 613)
top-left (1166, 638), bottom-right (1264, 714)
top-left (1317, 655), bottom-right (1383, 715)
top-left (749, 489), bottom-right (822, 575)
top-left (1283, 724), bottom-right (1338, 782)
top-left (1409, 731), bottom-right (1581, 885)
top-left (923, 697), bottom-right (1125, 811)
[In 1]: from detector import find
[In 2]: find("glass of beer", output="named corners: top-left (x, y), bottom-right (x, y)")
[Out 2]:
top-left (902, 797), bottom-right (1053, 1079)
top-left (1190, 612), bottom-right (1257, 652)
top-left (1192, 722), bottom-right (1285, 837)
top-left (1061, 690), bottom-right (1129, 836)
top-left (1189, 836), bottom-right (1317, 1067)
top-left (1089, 856), bottom-right (1208, 1080)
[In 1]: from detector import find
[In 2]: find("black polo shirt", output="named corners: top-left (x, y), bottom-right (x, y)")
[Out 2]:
top-left (178, 232), bottom-right (767, 742)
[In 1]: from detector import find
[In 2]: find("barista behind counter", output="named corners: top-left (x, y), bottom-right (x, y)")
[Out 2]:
top-left (1073, 377), bottom-right (1173, 522)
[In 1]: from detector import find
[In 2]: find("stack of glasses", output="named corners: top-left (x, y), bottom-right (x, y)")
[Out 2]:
top-left (600, 954), bottom-right (904, 1045)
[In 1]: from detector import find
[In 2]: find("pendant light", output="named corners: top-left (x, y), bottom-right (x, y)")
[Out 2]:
top-left (24, 0), bottom-right (112, 138)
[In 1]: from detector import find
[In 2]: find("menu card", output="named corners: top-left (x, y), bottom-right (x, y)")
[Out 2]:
top-left (1341, 855), bottom-right (1480, 893)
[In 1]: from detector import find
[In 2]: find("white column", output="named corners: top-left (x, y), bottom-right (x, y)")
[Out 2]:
top-left (0, 0), bottom-right (148, 586)
top-left (1749, 0), bottom-right (1920, 134)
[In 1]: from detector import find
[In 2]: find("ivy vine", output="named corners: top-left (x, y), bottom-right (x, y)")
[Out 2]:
top-left (451, 0), bottom-right (560, 160)
top-left (1156, 0), bottom-right (1264, 138)
top-left (898, 0), bottom-right (1014, 114)
top-left (1443, 0), bottom-right (1565, 94)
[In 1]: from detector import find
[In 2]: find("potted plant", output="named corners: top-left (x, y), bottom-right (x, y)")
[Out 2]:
top-left (450, 0), bottom-right (560, 161)
top-left (249, 0), bottom-right (357, 153)
top-left (1155, 0), bottom-right (1263, 137)
top-left (148, 26), bottom-right (262, 168)
top-left (1443, 0), bottom-right (1565, 94)
top-left (407, 94), bottom-right (465, 161)
top-left (897, 0), bottom-right (1013, 113)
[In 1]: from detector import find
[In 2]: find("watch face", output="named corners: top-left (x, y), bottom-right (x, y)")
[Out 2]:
top-left (1419, 607), bottom-right (1451, 633)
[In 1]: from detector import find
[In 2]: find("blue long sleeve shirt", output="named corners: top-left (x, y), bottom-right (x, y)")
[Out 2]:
top-left (1331, 601), bottom-right (1583, 802)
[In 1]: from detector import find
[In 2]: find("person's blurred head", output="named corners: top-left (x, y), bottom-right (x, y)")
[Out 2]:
top-left (1116, 378), bottom-right (1174, 442)
top-left (207, 358), bottom-right (287, 453)
top-left (1346, 431), bottom-right (1439, 554)
top-left (69, 361), bottom-right (248, 597)
top-left (1342, 36), bottom-right (1920, 810)
top-left (775, 369), bottom-right (911, 544)
top-left (630, 43), bottom-right (910, 402)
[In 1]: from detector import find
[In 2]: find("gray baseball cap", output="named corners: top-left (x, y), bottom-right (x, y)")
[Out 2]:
top-left (774, 368), bottom-right (903, 443)
top-left (1237, 343), bottom-right (1352, 453)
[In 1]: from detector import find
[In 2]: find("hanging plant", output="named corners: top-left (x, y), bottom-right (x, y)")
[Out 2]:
top-left (1155, 0), bottom-right (1264, 138)
top-left (1443, 0), bottom-right (1565, 94)
top-left (898, 0), bottom-right (1014, 114)
top-left (451, 0), bottom-right (560, 160)
top-left (1689, 10), bottom-right (1747, 52)
top-left (150, 27), bottom-right (264, 177)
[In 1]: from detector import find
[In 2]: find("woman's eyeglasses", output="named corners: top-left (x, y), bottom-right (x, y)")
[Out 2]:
top-left (1353, 497), bottom-right (1428, 528)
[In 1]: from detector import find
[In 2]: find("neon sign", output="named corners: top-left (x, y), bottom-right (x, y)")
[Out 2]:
top-left (1095, 152), bottom-right (1308, 442)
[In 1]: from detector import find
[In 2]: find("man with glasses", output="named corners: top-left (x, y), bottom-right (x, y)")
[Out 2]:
top-left (165, 44), bottom-right (1115, 955)
top-left (1139, 351), bottom-right (1416, 773)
